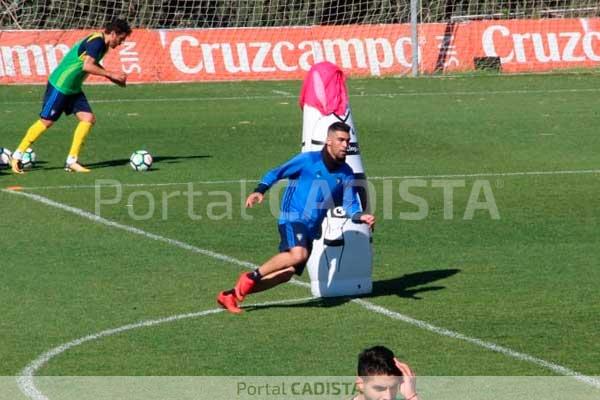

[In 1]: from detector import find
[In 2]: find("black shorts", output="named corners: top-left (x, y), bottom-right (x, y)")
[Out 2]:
top-left (278, 221), bottom-right (313, 276)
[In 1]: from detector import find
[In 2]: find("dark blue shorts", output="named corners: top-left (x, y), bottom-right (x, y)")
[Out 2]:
top-left (39, 83), bottom-right (92, 121)
top-left (278, 221), bottom-right (313, 275)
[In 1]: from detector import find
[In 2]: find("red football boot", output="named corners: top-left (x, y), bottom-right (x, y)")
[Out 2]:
top-left (234, 272), bottom-right (256, 302)
top-left (217, 291), bottom-right (243, 314)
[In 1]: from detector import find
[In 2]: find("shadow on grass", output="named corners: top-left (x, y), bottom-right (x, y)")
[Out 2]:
top-left (41, 155), bottom-right (212, 171)
top-left (245, 268), bottom-right (461, 312)
top-left (22, 160), bottom-right (48, 171)
top-left (368, 268), bottom-right (461, 300)
top-left (245, 296), bottom-right (349, 312)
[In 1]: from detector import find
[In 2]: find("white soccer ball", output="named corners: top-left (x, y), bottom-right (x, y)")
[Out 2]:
top-left (21, 148), bottom-right (36, 170)
top-left (130, 150), bottom-right (153, 171)
top-left (0, 147), bottom-right (12, 169)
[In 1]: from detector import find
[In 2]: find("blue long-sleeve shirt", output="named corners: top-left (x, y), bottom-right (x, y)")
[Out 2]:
top-left (256, 150), bottom-right (362, 237)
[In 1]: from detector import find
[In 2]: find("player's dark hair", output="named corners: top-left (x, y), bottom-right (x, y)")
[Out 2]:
top-left (328, 121), bottom-right (351, 135)
top-left (357, 346), bottom-right (402, 377)
top-left (105, 19), bottom-right (132, 36)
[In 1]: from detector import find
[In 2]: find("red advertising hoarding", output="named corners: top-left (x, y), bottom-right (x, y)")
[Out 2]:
top-left (1, 18), bottom-right (599, 84)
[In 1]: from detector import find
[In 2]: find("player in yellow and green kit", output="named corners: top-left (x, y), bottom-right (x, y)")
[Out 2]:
top-left (11, 19), bottom-right (132, 174)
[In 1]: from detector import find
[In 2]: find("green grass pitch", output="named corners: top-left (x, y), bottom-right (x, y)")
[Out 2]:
top-left (1, 75), bottom-right (599, 384)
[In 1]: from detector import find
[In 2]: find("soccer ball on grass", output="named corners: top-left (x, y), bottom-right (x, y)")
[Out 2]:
top-left (0, 147), bottom-right (12, 169)
top-left (21, 148), bottom-right (37, 170)
top-left (130, 150), bottom-right (153, 171)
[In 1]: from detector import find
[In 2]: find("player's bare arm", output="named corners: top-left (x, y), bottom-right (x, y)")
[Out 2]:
top-left (82, 56), bottom-right (127, 86)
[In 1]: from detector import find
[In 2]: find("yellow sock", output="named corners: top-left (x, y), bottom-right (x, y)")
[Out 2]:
top-left (16, 120), bottom-right (48, 154)
top-left (67, 121), bottom-right (93, 162)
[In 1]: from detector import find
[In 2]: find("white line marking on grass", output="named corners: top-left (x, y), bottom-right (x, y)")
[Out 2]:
top-left (18, 168), bottom-right (600, 191)
top-left (21, 179), bottom-right (260, 190)
top-left (272, 90), bottom-right (292, 96)
top-left (3, 189), bottom-right (258, 270)
top-left (351, 299), bottom-right (600, 389)
top-left (6, 189), bottom-right (600, 393)
top-left (3, 87), bottom-right (600, 106)
top-left (371, 169), bottom-right (600, 180)
top-left (17, 296), bottom-right (314, 400)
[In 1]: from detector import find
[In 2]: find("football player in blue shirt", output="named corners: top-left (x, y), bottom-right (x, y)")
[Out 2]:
top-left (217, 122), bottom-right (375, 313)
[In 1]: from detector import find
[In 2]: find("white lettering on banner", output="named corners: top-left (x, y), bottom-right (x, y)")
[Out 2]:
top-left (512, 33), bottom-right (530, 63)
top-left (365, 38), bottom-right (393, 76)
top-left (482, 25), bottom-right (514, 63)
top-left (221, 43), bottom-right (251, 73)
top-left (531, 33), bottom-right (560, 62)
top-left (45, 44), bottom-right (69, 74)
top-left (582, 31), bottom-right (600, 61)
top-left (249, 42), bottom-right (275, 72)
top-left (170, 35), bottom-right (203, 73)
top-left (560, 32), bottom-right (585, 61)
top-left (298, 41), bottom-right (324, 71)
top-left (482, 25), bottom-right (600, 64)
top-left (272, 41), bottom-right (296, 71)
top-left (201, 43), bottom-right (219, 73)
top-left (167, 35), bottom-right (417, 76)
top-left (1, 45), bottom-right (46, 77)
top-left (394, 37), bottom-right (413, 67)
top-left (323, 38), bottom-right (368, 69)
top-left (435, 35), bottom-right (460, 68)
top-left (169, 38), bottom-right (217, 73)
top-left (119, 41), bottom-right (142, 74)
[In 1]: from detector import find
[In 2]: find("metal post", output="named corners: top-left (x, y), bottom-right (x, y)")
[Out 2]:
top-left (411, 0), bottom-right (419, 77)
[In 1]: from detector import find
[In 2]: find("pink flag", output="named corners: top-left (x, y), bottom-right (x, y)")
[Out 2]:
top-left (299, 62), bottom-right (349, 116)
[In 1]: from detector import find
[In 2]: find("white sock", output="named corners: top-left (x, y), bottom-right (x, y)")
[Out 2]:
top-left (12, 151), bottom-right (23, 160)
top-left (66, 155), bottom-right (78, 165)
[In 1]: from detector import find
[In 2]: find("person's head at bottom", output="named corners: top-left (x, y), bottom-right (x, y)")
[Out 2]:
top-left (355, 346), bottom-right (402, 400)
